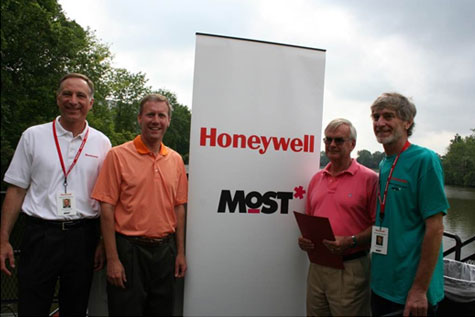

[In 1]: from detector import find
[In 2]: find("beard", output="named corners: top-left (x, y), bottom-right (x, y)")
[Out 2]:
top-left (375, 128), bottom-right (404, 145)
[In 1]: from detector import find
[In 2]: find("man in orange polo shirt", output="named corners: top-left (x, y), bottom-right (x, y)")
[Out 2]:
top-left (92, 94), bottom-right (188, 316)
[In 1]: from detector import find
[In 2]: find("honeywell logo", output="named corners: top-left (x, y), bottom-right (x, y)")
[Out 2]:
top-left (200, 127), bottom-right (315, 154)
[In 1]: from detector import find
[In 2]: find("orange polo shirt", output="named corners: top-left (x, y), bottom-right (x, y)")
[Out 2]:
top-left (92, 135), bottom-right (188, 238)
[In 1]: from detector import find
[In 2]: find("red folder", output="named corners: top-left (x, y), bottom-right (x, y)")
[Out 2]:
top-left (294, 211), bottom-right (344, 269)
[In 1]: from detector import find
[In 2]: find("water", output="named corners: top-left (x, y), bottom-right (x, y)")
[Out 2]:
top-left (443, 185), bottom-right (475, 261)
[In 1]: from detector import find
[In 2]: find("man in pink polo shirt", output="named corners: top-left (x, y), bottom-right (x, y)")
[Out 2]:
top-left (298, 118), bottom-right (378, 316)
top-left (92, 94), bottom-right (188, 316)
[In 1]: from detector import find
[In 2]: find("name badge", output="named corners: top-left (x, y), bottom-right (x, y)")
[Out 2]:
top-left (371, 226), bottom-right (389, 255)
top-left (56, 192), bottom-right (77, 217)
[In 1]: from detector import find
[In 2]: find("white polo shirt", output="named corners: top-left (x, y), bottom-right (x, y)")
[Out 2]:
top-left (4, 117), bottom-right (111, 220)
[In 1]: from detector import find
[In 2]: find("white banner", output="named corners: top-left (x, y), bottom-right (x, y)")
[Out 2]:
top-left (184, 33), bottom-right (326, 316)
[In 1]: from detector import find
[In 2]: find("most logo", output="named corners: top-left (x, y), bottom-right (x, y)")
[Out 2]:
top-left (217, 186), bottom-right (306, 214)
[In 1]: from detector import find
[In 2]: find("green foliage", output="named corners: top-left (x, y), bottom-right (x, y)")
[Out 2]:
top-left (1, 0), bottom-right (192, 189)
top-left (321, 149), bottom-right (383, 170)
top-left (356, 150), bottom-right (384, 170)
top-left (319, 151), bottom-right (329, 167)
top-left (1, 0), bottom-right (92, 182)
top-left (356, 149), bottom-right (372, 168)
top-left (442, 130), bottom-right (475, 187)
top-left (158, 90), bottom-right (192, 164)
top-left (108, 68), bottom-right (151, 135)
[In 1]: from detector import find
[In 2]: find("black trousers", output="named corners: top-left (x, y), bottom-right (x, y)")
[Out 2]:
top-left (371, 291), bottom-right (438, 316)
top-left (18, 216), bottom-right (99, 317)
top-left (107, 233), bottom-right (177, 316)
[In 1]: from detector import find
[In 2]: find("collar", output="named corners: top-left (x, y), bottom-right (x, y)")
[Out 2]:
top-left (385, 141), bottom-right (412, 159)
top-left (322, 158), bottom-right (357, 177)
top-left (55, 116), bottom-right (89, 139)
top-left (133, 135), bottom-right (168, 156)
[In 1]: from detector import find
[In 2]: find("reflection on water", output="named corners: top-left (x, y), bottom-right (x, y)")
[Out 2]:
top-left (443, 185), bottom-right (475, 260)
top-left (445, 185), bottom-right (475, 201)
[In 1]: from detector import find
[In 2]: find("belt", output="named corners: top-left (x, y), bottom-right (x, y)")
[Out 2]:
top-left (118, 233), bottom-right (174, 246)
top-left (26, 215), bottom-right (97, 231)
top-left (342, 250), bottom-right (368, 262)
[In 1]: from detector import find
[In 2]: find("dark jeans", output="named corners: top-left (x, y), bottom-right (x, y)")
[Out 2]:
top-left (107, 233), bottom-right (177, 316)
top-left (18, 216), bottom-right (99, 317)
top-left (371, 291), bottom-right (438, 316)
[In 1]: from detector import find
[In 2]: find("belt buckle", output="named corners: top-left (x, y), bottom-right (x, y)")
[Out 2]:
top-left (61, 221), bottom-right (74, 231)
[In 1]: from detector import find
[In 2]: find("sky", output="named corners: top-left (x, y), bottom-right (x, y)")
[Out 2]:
top-left (58, 0), bottom-right (475, 155)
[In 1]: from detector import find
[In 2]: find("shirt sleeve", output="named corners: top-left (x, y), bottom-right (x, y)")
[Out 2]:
top-left (91, 149), bottom-right (122, 205)
top-left (418, 152), bottom-right (449, 218)
top-left (3, 130), bottom-right (33, 189)
top-left (174, 158), bottom-right (188, 206)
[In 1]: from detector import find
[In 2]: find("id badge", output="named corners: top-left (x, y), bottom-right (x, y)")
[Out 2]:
top-left (56, 192), bottom-right (77, 217)
top-left (371, 226), bottom-right (389, 255)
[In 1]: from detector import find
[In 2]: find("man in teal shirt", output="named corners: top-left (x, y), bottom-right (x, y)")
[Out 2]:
top-left (370, 92), bottom-right (449, 316)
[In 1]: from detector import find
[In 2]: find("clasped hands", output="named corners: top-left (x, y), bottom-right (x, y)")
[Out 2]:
top-left (298, 235), bottom-right (351, 255)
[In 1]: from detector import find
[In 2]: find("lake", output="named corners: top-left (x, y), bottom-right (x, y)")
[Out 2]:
top-left (443, 185), bottom-right (475, 261)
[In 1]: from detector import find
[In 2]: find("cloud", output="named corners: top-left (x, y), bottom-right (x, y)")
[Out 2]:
top-left (58, 0), bottom-right (475, 155)
top-left (113, 49), bottom-right (195, 106)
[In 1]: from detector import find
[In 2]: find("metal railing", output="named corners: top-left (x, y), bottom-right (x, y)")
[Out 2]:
top-left (443, 231), bottom-right (475, 262)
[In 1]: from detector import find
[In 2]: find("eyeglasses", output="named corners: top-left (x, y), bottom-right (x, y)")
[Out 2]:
top-left (323, 137), bottom-right (350, 145)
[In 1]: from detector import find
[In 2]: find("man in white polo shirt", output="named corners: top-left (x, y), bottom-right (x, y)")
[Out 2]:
top-left (0, 73), bottom-right (111, 316)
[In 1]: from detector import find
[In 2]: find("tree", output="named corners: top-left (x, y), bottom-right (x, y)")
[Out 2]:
top-left (158, 90), bottom-right (191, 163)
top-left (372, 151), bottom-right (385, 168)
top-left (98, 68), bottom-right (152, 146)
top-left (1, 0), bottom-right (193, 188)
top-left (357, 149), bottom-right (373, 168)
top-left (442, 130), bottom-right (475, 187)
top-left (320, 151), bottom-right (329, 167)
top-left (107, 69), bottom-right (151, 134)
top-left (356, 150), bottom-right (384, 170)
top-left (1, 0), bottom-right (94, 183)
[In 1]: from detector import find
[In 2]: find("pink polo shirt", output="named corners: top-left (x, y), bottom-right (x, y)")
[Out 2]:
top-left (92, 135), bottom-right (188, 238)
top-left (305, 159), bottom-right (377, 252)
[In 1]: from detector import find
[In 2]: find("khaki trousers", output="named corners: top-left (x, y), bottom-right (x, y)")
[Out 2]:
top-left (306, 254), bottom-right (371, 316)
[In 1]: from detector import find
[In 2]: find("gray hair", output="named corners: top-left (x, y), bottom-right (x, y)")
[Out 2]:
top-left (371, 92), bottom-right (417, 136)
top-left (325, 118), bottom-right (357, 140)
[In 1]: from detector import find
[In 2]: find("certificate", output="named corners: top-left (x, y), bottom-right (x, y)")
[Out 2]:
top-left (294, 211), bottom-right (344, 269)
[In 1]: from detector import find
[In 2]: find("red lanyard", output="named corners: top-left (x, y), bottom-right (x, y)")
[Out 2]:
top-left (378, 140), bottom-right (411, 224)
top-left (52, 120), bottom-right (89, 193)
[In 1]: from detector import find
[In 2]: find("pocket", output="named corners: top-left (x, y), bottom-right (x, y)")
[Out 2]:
top-left (20, 223), bottom-right (47, 265)
top-left (166, 236), bottom-right (177, 276)
top-left (389, 178), bottom-right (409, 192)
top-left (168, 236), bottom-right (177, 258)
top-left (115, 234), bottom-right (135, 289)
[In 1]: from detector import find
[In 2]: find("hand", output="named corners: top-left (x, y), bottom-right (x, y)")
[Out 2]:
top-left (322, 236), bottom-right (350, 255)
top-left (403, 288), bottom-right (428, 316)
top-left (175, 253), bottom-right (187, 278)
top-left (298, 236), bottom-right (315, 251)
top-left (0, 240), bottom-right (15, 276)
top-left (106, 258), bottom-right (127, 288)
top-left (93, 240), bottom-right (105, 272)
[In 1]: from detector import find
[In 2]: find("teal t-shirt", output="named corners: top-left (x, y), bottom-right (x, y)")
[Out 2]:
top-left (371, 144), bottom-right (449, 305)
